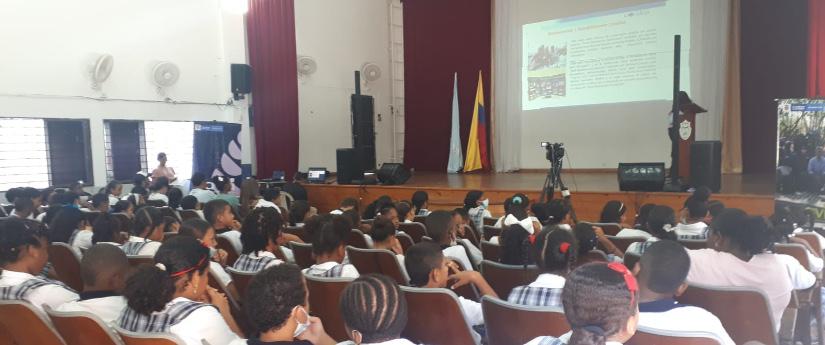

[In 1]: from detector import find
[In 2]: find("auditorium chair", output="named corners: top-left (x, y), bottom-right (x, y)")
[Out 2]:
top-left (413, 215), bottom-right (427, 224)
top-left (347, 229), bottom-right (369, 248)
top-left (158, 207), bottom-right (180, 221)
top-left (481, 296), bottom-right (568, 345)
top-left (482, 225), bottom-right (501, 241)
top-left (285, 225), bottom-right (311, 243)
top-left (626, 326), bottom-right (724, 345)
top-left (226, 267), bottom-right (257, 303)
top-left (215, 236), bottom-right (239, 267)
top-left (126, 255), bottom-right (153, 268)
top-left (603, 236), bottom-right (646, 252)
top-left (795, 232), bottom-right (823, 255)
top-left (773, 243), bottom-right (821, 344)
top-left (397, 232), bottom-right (414, 253)
top-left (480, 240), bottom-right (501, 262)
top-left (399, 222), bottom-right (427, 243)
top-left (400, 286), bottom-right (478, 345)
top-left (303, 274), bottom-right (355, 342)
top-left (446, 256), bottom-right (480, 302)
top-left (116, 328), bottom-right (185, 345)
top-left (44, 306), bottom-right (122, 345)
top-left (346, 246), bottom-right (408, 285)
top-left (178, 210), bottom-right (200, 222)
top-left (47, 243), bottom-right (84, 292)
top-left (583, 222), bottom-right (621, 236)
top-left (480, 260), bottom-right (540, 298)
top-left (457, 241), bottom-right (480, 271)
top-left (461, 224), bottom-right (481, 246)
top-left (483, 217), bottom-right (498, 227)
top-left (679, 239), bottom-right (708, 250)
top-left (0, 300), bottom-right (65, 345)
top-left (676, 284), bottom-right (778, 345)
top-left (289, 241), bottom-right (314, 269)
top-left (209, 269), bottom-right (251, 336)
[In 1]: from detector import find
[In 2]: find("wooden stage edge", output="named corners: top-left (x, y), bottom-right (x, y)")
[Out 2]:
top-left (303, 172), bottom-right (776, 221)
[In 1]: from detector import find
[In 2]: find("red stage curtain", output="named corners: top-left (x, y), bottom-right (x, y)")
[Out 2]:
top-left (247, 0), bottom-right (299, 178)
top-left (402, 0), bottom-right (492, 171)
top-left (810, 0), bottom-right (825, 97)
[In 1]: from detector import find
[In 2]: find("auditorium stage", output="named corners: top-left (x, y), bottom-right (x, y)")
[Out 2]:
top-left (303, 171), bottom-right (776, 221)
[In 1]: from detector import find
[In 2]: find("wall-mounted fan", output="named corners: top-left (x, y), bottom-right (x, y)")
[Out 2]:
top-left (151, 61), bottom-right (180, 99)
top-left (361, 62), bottom-right (381, 84)
top-left (89, 54), bottom-right (114, 90)
top-left (297, 56), bottom-right (317, 77)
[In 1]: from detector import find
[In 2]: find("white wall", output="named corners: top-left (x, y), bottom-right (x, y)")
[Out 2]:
top-left (294, 0), bottom-right (398, 171)
top-left (0, 0), bottom-right (250, 187)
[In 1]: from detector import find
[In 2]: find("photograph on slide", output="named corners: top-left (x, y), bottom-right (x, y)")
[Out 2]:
top-left (527, 44), bottom-right (567, 101)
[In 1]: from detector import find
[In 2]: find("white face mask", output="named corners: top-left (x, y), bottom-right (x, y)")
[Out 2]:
top-left (293, 306), bottom-right (310, 337)
top-left (481, 199), bottom-right (490, 208)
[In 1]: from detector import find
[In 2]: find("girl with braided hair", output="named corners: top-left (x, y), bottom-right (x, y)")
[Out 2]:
top-left (508, 227), bottom-right (577, 307)
top-left (339, 274), bottom-right (413, 345)
top-left (233, 207), bottom-right (291, 272)
top-left (121, 206), bottom-right (164, 256)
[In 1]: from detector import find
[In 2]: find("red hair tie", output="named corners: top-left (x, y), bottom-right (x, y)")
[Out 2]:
top-left (607, 262), bottom-right (638, 306)
top-left (528, 234), bottom-right (537, 245)
top-left (559, 242), bottom-right (570, 254)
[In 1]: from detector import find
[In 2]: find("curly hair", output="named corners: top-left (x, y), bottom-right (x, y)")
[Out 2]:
top-left (339, 274), bottom-right (408, 343)
top-left (240, 207), bottom-right (284, 255)
top-left (563, 263), bottom-right (638, 345)
top-left (0, 218), bottom-right (47, 266)
top-left (244, 264), bottom-right (306, 334)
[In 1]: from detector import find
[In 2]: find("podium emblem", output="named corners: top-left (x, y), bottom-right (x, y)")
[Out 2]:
top-left (679, 120), bottom-right (692, 141)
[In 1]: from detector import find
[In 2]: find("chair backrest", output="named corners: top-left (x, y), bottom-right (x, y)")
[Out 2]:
top-left (399, 222), bottom-right (427, 243)
top-left (482, 225), bottom-right (501, 241)
top-left (290, 241), bottom-right (315, 269)
top-left (679, 239), bottom-right (709, 250)
top-left (0, 300), bottom-right (66, 345)
top-left (178, 210), bottom-right (200, 222)
top-left (362, 219), bottom-right (374, 225)
top-left (773, 243), bottom-right (811, 269)
top-left (483, 216), bottom-right (498, 226)
top-left (47, 243), bottom-right (84, 292)
top-left (480, 240), bottom-right (501, 262)
top-left (44, 306), bottom-right (123, 345)
top-left (158, 207), bottom-right (180, 221)
top-left (400, 286), bottom-right (478, 345)
top-left (795, 232), bottom-right (822, 255)
top-left (461, 224), bottom-right (480, 247)
top-left (481, 296), bottom-right (569, 345)
top-left (626, 326), bottom-right (723, 345)
top-left (623, 252), bottom-right (641, 271)
top-left (346, 246), bottom-right (407, 285)
top-left (215, 236), bottom-right (239, 267)
top-left (112, 213), bottom-right (133, 233)
top-left (413, 215), bottom-right (427, 224)
top-left (396, 232), bottom-right (414, 253)
top-left (676, 284), bottom-right (778, 345)
top-left (347, 229), bottom-right (369, 249)
top-left (226, 267), bottom-right (257, 303)
top-left (605, 236), bottom-right (647, 252)
top-left (84, 211), bottom-right (102, 226)
top-left (126, 255), bottom-right (154, 268)
top-left (285, 226), bottom-right (311, 243)
top-left (115, 328), bottom-right (185, 345)
top-left (585, 222), bottom-right (621, 236)
top-left (303, 274), bottom-right (354, 342)
top-left (480, 260), bottom-right (541, 298)
top-left (162, 232), bottom-right (178, 242)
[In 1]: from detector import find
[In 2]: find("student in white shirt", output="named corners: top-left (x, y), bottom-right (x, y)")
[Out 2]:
top-left (105, 181), bottom-right (124, 208)
top-left (90, 213), bottom-right (127, 248)
top-left (340, 274), bottom-right (417, 345)
top-left (118, 236), bottom-right (242, 345)
top-left (329, 197), bottom-right (359, 216)
top-left (498, 216), bottom-right (540, 265)
top-left (673, 198), bottom-right (709, 240)
top-left (233, 208), bottom-right (289, 272)
top-left (463, 190), bottom-right (492, 231)
top-left (188, 172), bottom-right (217, 205)
top-left (395, 201), bottom-right (415, 224)
top-left (599, 200), bottom-right (635, 233)
top-left (49, 206), bottom-right (90, 250)
top-left (425, 211), bottom-right (475, 271)
top-left (10, 197), bottom-right (37, 222)
top-left (289, 200), bottom-right (317, 227)
top-left (377, 204), bottom-right (401, 230)
top-left (625, 206), bottom-right (679, 257)
top-left (633, 240), bottom-right (734, 345)
top-left (177, 218), bottom-right (234, 294)
top-left (112, 199), bottom-right (135, 219)
top-left (148, 176), bottom-right (171, 205)
top-left (231, 265), bottom-right (337, 345)
top-left (686, 208), bottom-right (815, 331)
top-left (630, 203), bottom-right (656, 231)
top-left (370, 218), bottom-right (408, 281)
top-left (508, 228), bottom-right (576, 307)
top-left (0, 218), bottom-right (79, 311)
top-left (122, 207), bottom-right (165, 256)
top-left (253, 186), bottom-right (282, 212)
top-left (56, 244), bottom-right (129, 327)
top-left (411, 190), bottom-right (430, 217)
top-left (205, 199), bottom-right (243, 254)
top-left (525, 262), bottom-right (640, 345)
top-left (303, 215), bottom-right (359, 278)
top-left (179, 195), bottom-right (203, 218)
top-left (543, 199), bottom-right (573, 231)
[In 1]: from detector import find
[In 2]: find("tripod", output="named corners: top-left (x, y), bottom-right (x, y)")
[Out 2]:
top-left (539, 145), bottom-right (578, 223)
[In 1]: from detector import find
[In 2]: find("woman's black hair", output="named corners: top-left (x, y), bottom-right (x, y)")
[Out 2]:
top-left (463, 190), bottom-right (484, 211)
top-left (0, 218), bottom-right (48, 266)
top-left (39, 187), bottom-right (56, 206)
top-left (112, 200), bottom-right (132, 214)
top-left (563, 263), bottom-right (638, 345)
top-left (309, 215), bottom-right (351, 255)
top-left (132, 206), bottom-right (163, 238)
top-left (634, 204), bottom-right (656, 230)
top-left (599, 200), bottom-right (626, 224)
top-left (244, 264), bottom-right (306, 334)
top-left (370, 218), bottom-right (396, 243)
top-left (533, 227), bottom-right (578, 274)
top-left (190, 172), bottom-right (208, 188)
top-left (178, 218), bottom-right (213, 239)
top-left (712, 208), bottom-right (773, 256)
top-left (509, 193), bottom-right (530, 215)
top-left (546, 200), bottom-right (570, 225)
top-left (686, 186), bottom-right (712, 206)
top-left (180, 196), bottom-right (198, 211)
top-left (531, 202), bottom-right (550, 225)
top-left (122, 236), bottom-right (210, 315)
top-left (167, 188), bottom-right (183, 209)
top-left (574, 223), bottom-right (598, 254)
top-left (500, 224), bottom-right (534, 266)
top-left (645, 206), bottom-right (677, 241)
top-left (364, 195), bottom-right (393, 220)
top-left (105, 181), bottom-right (122, 195)
top-left (163, 216), bottom-right (179, 233)
top-left (340, 274), bottom-right (408, 343)
top-left (5, 187), bottom-right (20, 203)
top-left (49, 207), bottom-right (85, 243)
top-left (92, 213), bottom-right (122, 244)
top-left (13, 197), bottom-right (35, 217)
top-left (240, 207), bottom-right (284, 255)
top-left (288, 200), bottom-right (310, 226)
top-left (212, 176), bottom-right (231, 193)
top-left (342, 209), bottom-right (362, 228)
top-left (91, 193), bottom-right (109, 209)
top-left (262, 187), bottom-right (281, 201)
top-left (396, 201), bottom-right (412, 222)
top-left (150, 177), bottom-right (170, 192)
top-left (411, 191), bottom-right (429, 214)
top-left (451, 208), bottom-right (479, 236)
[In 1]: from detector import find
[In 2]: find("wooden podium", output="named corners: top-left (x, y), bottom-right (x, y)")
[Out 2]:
top-left (675, 98), bottom-right (707, 180)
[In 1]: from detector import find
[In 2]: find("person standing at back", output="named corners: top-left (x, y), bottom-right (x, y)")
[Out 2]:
top-left (151, 152), bottom-right (177, 183)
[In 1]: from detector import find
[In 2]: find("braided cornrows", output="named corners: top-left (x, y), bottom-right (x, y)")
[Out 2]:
top-left (240, 207), bottom-right (283, 255)
top-left (339, 274), bottom-right (408, 343)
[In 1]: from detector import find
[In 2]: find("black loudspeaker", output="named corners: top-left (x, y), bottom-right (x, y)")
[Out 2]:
top-left (351, 94), bottom-right (376, 171)
top-left (336, 148), bottom-right (363, 185)
top-left (618, 163), bottom-right (666, 191)
top-left (377, 163), bottom-right (411, 185)
top-left (231, 64), bottom-right (252, 100)
top-left (690, 141), bottom-right (722, 193)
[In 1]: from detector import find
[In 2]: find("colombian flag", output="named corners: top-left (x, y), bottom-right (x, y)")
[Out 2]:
top-left (464, 71), bottom-right (490, 172)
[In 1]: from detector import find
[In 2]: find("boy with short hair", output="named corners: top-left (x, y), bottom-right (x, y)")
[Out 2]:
top-left (674, 198), bottom-right (709, 239)
top-left (188, 172), bottom-right (216, 204)
top-left (56, 244), bottom-right (129, 326)
top-left (205, 199), bottom-right (242, 254)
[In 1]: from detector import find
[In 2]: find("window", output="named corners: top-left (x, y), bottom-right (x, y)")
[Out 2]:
top-left (105, 121), bottom-right (146, 182)
top-left (144, 121), bottom-right (194, 182)
top-left (104, 120), bottom-right (194, 183)
top-left (46, 120), bottom-right (94, 187)
top-left (0, 119), bottom-right (50, 191)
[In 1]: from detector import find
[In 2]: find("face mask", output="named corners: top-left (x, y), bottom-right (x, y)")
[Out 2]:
top-left (208, 246), bottom-right (217, 258)
top-left (481, 199), bottom-right (490, 208)
top-left (293, 306), bottom-right (310, 337)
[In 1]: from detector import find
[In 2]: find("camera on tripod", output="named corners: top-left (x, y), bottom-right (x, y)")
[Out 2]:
top-left (540, 142), bottom-right (565, 163)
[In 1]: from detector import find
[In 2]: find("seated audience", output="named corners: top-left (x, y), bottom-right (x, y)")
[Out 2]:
top-left (499, 218), bottom-right (538, 265)
top-left (118, 236), bottom-right (241, 345)
top-left (364, 195), bottom-right (393, 220)
top-left (56, 244), bottom-right (129, 326)
top-left (340, 274), bottom-right (415, 345)
top-left (189, 172), bottom-right (217, 204)
top-left (289, 200), bottom-right (317, 227)
top-left (633, 240), bottom-right (734, 345)
top-left (599, 200), bottom-right (634, 230)
top-left (508, 227), bottom-right (577, 307)
top-left (206, 199), bottom-right (243, 254)
top-left (0, 218), bottom-right (78, 311)
top-left (213, 176), bottom-right (240, 207)
top-left (396, 201), bottom-right (414, 224)
top-left (526, 262), bottom-right (639, 345)
top-left (304, 215), bottom-right (359, 278)
top-left (177, 218), bottom-right (233, 290)
top-left (370, 218), bottom-right (407, 279)
top-left (771, 209), bottom-right (824, 273)
top-left (11, 197), bottom-right (36, 221)
top-left (48, 207), bottom-right (89, 249)
top-left (164, 216), bottom-right (181, 233)
top-left (493, 193), bottom-right (537, 228)
top-left (129, 172), bottom-right (151, 200)
top-left (180, 195), bottom-right (203, 217)
top-left (105, 181), bottom-right (123, 208)
top-left (545, 200), bottom-right (573, 231)
top-left (464, 190), bottom-right (491, 231)
top-left (706, 200), bottom-right (725, 223)
top-left (168, 187), bottom-right (184, 210)
top-left (625, 206), bottom-right (678, 256)
top-left (148, 176), bottom-right (171, 205)
top-left (673, 198), bottom-right (709, 240)
top-left (330, 197), bottom-right (359, 215)
top-left (89, 193), bottom-right (110, 213)
top-left (530, 202), bottom-right (551, 225)
top-left (91, 213), bottom-right (125, 246)
top-left (411, 191), bottom-right (430, 216)
top-left (631, 203), bottom-right (656, 231)
top-left (426, 210), bottom-right (476, 271)
top-left (234, 208), bottom-right (288, 272)
top-left (343, 209), bottom-right (371, 234)
top-left (112, 199), bottom-right (135, 218)
top-left (254, 186), bottom-right (282, 212)
top-left (452, 208), bottom-right (480, 241)
top-left (574, 223), bottom-right (623, 265)
top-left (233, 264), bottom-right (336, 345)
top-left (378, 204), bottom-right (400, 230)
top-left (121, 206), bottom-right (164, 256)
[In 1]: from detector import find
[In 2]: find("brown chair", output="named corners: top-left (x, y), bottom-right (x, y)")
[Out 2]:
top-left (396, 232), bottom-right (414, 253)
top-left (290, 241), bottom-right (314, 269)
top-left (126, 255), bottom-right (154, 268)
top-left (773, 243), bottom-right (820, 344)
top-left (481, 296), bottom-right (569, 345)
top-left (115, 328), bottom-right (184, 345)
top-left (795, 232), bottom-right (823, 255)
top-left (413, 215), bottom-right (427, 224)
top-left (158, 207), bottom-right (180, 221)
top-left (162, 232), bottom-right (179, 242)
top-left (346, 246), bottom-right (408, 285)
top-left (585, 222), bottom-right (621, 236)
top-left (623, 252), bottom-right (641, 271)
top-left (400, 286), bottom-right (478, 345)
top-left (215, 236), bottom-right (239, 267)
top-left (679, 239), bottom-right (708, 250)
top-left (44, 306), bottom-right (122, 345)
top-left (626, 326), bottom-right (724, 345)
top-left (461, 224), bottom-right (481, 247)
top-left (480, 260), bottom-right (540, 299)
top-left (226, 267), bottom-right (257, 303)
top-left (47, 243), bottom-right (84, 292)
top-left (676, 284), bottom-right (778, 345)
top-left (84, 211), bottom-right (102, 226)
top-left (605, 236), bottom-right (647, 252)
top-left (284, 226), bottom-right (311, 243)
top-left (178, 210), bottom-right (200, 222)
top-left (399, 222), bottom-right (427, 243)
top-left (0, 300), bottom-right (66, 345)
top-left (483, 217), bottom-right (498, 226)
top-left (480, 240), bottom-right (501, 262)
top-left (303, 274), bottom-right (354, 342)
top-left (347, 229), bottom-right (369, 248)
top-left (483, 225), bottom-right (502, 241)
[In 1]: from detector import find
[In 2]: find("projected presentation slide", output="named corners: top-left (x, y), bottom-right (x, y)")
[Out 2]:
top-left (522, 1), bottom-right (690, 110)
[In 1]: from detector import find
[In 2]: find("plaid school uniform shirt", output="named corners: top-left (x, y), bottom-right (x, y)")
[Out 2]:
top-left (625, 237), bottom-right (661, 256)
top-left (0, 270), bottom-right (78, 311)
top-left (674, 222), bottom-right (709, 240)
top-left (232, 251), bottom-right (284, 272)
top-left (507, 273), bottom-right (565, 307)
top-left (303, 261), bottom-right (359, 278)
top-left (118, 298), bottom-right (215, 333)
top-left (122, 236), bottom-right (161, 256)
